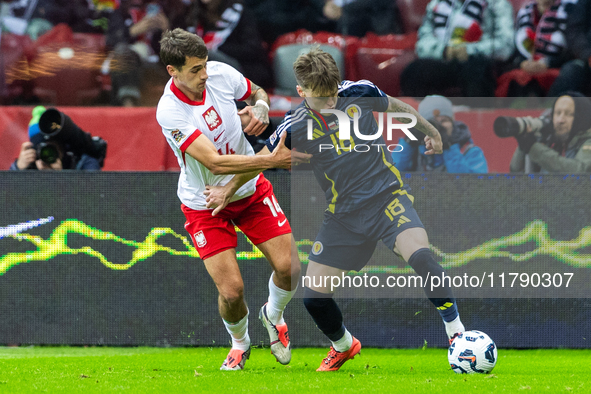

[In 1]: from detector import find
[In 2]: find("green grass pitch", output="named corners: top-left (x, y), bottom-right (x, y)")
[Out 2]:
top-left (0, 346), bottom-right (589, 393)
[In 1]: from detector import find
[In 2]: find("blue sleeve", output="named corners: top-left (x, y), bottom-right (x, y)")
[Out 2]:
top-left (265, 116), bottom-right (291, 152)
top-left (9, 160), bottom-right (20, 171)
top-left (391, 137), bottom-right (416, 171)
top-left (443, 145), bottom-right (489, 173)
top-left (77, 155), bottom-right (102, 170)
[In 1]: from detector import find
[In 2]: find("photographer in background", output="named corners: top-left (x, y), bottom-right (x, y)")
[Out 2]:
top-left (392, 95), bottom-right (488, 173)
top-left (9, 107), bottom-right (107, 171)
top-left (495, 92), bottom-right (591, 173)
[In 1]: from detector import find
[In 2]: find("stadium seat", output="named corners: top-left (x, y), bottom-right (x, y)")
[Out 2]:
top-left (351, 33), bottom-right (418, 97)
top-left (273, 43), bottom-right (345, 96)
top-left (396, 0), bottom-right (432, 33)
top-left (72, 33), bottom-right (106, 52)
top-left (270, 30), bottom-right (359, 81)
top-left (270, 29), bottom-right (315, 57)
top-left (270, 30), bottom-right (353, 57)
top-left (32, 32), bottom-right (106, 106)
top-left (1, 33), bottom-right (35, 102)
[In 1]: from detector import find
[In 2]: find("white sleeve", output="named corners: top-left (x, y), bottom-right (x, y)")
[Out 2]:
top-left (157, 104), bottom-right (203, 153)
top-left (215, 62), bottom-right (252, 101)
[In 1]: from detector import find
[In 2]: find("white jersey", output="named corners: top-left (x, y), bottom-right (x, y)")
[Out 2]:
top-left (156, 61), bottom-right (260, 210)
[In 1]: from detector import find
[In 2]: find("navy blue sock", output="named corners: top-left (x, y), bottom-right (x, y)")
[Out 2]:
top-left (303, 288), bottom-right (346, 341)
top-left (408, 248), bottom-right (459, 322)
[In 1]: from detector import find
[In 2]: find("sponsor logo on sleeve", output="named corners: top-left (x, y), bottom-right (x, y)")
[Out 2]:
top-left (171, 129), bottom-right (186, 144)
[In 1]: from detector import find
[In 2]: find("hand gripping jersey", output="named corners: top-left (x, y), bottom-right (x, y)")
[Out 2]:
top-left (157, 61), bottom-right (259, 210)
top-left (266, 80), bottom-right (404, 214)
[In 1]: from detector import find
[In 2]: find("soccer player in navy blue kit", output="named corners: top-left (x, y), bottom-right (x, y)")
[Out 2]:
top-left (207, 47), bottom-right (466, 371)
top-left (265, 47), bottom-right (466, 371)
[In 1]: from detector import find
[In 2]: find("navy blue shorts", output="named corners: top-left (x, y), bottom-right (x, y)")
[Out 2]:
top-left (308, 187), bottom-right (424, 271)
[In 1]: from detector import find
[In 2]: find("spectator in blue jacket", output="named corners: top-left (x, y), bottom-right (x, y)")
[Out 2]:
top-left (392, 95), bottom-right (488, 173)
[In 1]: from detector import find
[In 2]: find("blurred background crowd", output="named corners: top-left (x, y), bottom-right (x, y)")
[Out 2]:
top-left (2, 0), bottom-right (591, 107)
top-left (1, 0), bottom-right (591, 173)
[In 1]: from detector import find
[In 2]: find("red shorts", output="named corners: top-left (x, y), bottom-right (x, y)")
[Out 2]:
top-left (182, 175), bottom-right (292, 260)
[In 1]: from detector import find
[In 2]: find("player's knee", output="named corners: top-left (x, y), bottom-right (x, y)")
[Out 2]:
top-left (274, 259), bottom-right (299, 284)
top-left (290, 259), bottom-right (301, 280)
top-left (291, 247), bottom-right (302, 276)
top-left (218, 286), bottom-right (244, 306)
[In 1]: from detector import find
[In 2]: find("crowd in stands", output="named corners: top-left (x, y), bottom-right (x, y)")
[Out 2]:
top-left (2, 0), bottom-right (591, 104)
top-left (2, 0), bottom-right (591, 173)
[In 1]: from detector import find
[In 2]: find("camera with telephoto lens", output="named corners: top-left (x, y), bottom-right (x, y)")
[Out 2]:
top-left (493, 116), bottom-right (546, 138)
top-left (37, 108), bottom-right (107, 167)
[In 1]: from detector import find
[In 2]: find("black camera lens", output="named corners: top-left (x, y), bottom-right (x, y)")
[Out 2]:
top-left (38, 108), bottom-right (63, 137)
top-left (493, 117), bottom-right (521, 138)
top-left (37, 142), bottom-right (60, 164)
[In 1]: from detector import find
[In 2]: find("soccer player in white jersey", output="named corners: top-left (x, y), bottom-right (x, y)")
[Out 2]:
top-left (156, 28), bottom-right (304, 371)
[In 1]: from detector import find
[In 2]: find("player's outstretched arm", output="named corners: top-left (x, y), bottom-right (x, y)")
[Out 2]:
top-left (239, 81), bottom-right (270, 136)
top-left (386, 96), bottom-right (443, 154)
top-left (185, 131), bottom-right (291, 175)
top-left (204, 140), bottom-right (301, 215)
top-left (261, 142), bottom-right (312, 164)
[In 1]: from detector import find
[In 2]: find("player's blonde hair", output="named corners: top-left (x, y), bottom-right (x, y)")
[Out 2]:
top-left (159, 28), bottom-right (208, 70)
top-left (293, 46), bottom-right (341, 96)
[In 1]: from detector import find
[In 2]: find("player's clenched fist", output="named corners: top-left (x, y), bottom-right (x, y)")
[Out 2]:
top-left (238, 102), bottom-right (269, 136)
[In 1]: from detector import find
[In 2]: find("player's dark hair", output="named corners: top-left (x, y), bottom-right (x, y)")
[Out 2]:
top-left (159, 28), bottom-right (208, 70)
top-left (293, 46), bottom-right (341, 96)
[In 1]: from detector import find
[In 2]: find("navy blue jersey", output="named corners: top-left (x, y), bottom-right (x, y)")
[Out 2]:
top-left (266, 80), bottom-right (405, 213)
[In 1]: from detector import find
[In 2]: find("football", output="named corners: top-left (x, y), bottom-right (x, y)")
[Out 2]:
top-left (448, 330), bottom-right (497, 374)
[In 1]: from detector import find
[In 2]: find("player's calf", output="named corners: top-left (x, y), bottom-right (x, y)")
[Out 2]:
top-left (408, 248), bottom-right (465, 340)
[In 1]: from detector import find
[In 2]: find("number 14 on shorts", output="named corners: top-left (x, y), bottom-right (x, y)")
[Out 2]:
top-left (263, 196), bottom-right (287, 226)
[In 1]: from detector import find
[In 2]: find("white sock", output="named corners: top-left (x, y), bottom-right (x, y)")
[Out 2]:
top-left (223, 311), bottom-right (250, 351)
top-left (267, 273), bottom-right (297, 325)
top-left (444, 316), bottom-right (465, 339)
top-left (331, 329), bottom-right (353, 352)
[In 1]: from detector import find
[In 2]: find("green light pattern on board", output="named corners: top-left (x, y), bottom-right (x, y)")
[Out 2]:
top-left (1, 219), bottom-right (590, 276)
